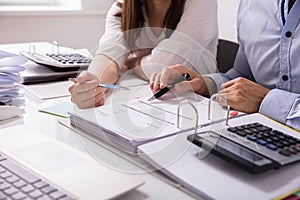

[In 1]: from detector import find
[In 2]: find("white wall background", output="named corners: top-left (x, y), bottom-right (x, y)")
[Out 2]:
top-left (0, 0), bottom-right (240, 51)
top-left (218, 0), bottom-right (240, 42)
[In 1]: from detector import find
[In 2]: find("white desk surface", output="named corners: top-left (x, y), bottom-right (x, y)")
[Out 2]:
top-left (0, 42), bottom-right (199, 200)
top-left (2, 42), bottom-right (299, 200)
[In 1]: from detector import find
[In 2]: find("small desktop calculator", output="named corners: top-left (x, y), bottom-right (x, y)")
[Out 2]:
top-left (21, 51), bottom-right (92, 71)
top-left (187, 119), bottom-right (300, 174)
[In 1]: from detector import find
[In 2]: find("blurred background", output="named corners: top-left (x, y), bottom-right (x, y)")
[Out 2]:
top-left (0, 0), bottom-right (239, 51)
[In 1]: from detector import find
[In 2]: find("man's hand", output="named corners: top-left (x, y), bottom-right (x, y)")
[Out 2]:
top-left (220, 77), bottom-right (270, 113)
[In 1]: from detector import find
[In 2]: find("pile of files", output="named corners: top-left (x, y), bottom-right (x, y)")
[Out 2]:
top-left (0, 50), bottom-right (27, 106)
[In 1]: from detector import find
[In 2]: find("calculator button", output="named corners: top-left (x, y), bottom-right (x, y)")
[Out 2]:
top-left (236, 131), bottom-right (247, 137)
top-left (288, 148), bottom-right (297, 154)
top-left (247, 135), bottom-right (257, 142)
top-left (279, 149), bottom-right (291, 157)
top-left (281, 141), bottom-right (290, 147)
top-left (249, 128), bottom-right (260, 133)
top-left (256, 139), bottom-right (267, 146)
top-left (266, 144), bottom-right (278, 151)
top-left (275, 142), bottom-right (284, 149)
top-left (257, 126), bottom-right (272, 132)
top-left (228, 127), bottom-right (238, 133)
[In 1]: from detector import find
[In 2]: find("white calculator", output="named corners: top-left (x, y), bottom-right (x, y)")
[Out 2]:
top-left (20, 51), bottom-right (91, 71)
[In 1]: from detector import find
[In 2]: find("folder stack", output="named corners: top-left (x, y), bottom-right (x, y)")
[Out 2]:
top-left (0, 50), bottom-right (27, 106)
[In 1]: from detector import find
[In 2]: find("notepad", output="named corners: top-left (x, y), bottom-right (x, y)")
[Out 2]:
top-left (39, 101), bottom-right (74, 118)
top-left (24, 81), bottom-right (71, 100)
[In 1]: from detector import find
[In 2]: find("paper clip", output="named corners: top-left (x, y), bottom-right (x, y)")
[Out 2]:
top-left (177, 100), bottom-right (199, 134)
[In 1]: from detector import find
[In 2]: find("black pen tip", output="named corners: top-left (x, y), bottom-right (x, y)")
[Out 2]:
top-left (148, 96), bottom-right (155, 101)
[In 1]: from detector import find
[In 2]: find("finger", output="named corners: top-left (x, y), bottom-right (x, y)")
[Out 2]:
top-left (77, 91), bottom-right (105, 109)
top-left (150, 73), bottom-right (158, 90)
top-left (94, 91), bottom-right (106, 106)
top-left (72, 80), bottom-right (99, 93)
top-left (68, 84), bottom-right (74, 93)
top-left (76, 71), bottom-right (97, 83)
top-left (220, 79), bottom-right (238, 89)
top-left (160, 68), bottom-right (172, 89)
top-left (72, 87), bottom-right (103, 104)
top-left (153, 73), bottom-right (161, 91)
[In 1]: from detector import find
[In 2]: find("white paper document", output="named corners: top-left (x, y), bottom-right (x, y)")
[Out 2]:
top-left (137, 114), bottom-right (300, 200)
top-left (69, 92), bottom-right (230, 154)
top-left (23, 81), bottom-right (71, 100)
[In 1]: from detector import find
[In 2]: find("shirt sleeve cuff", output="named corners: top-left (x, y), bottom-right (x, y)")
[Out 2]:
top-left (204, 73), bottom-right (231, 92)
top-left (259, 89), bottom-right (300, 124)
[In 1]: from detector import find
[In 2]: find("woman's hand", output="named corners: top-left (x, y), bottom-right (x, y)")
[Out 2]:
top-left (68, 71), bottom-right (106, 109)
top-left (149, 64), bottom-right (210, 95)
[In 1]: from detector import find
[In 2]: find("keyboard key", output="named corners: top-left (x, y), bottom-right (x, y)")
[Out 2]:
top-left (256, 139), bottom-right (267, 146)
top-left (262, 133), bottom-right (270, 138)
top-left (266, 144), bottom-right (278, 151)
top-left (247, 135), bottom-right (257, 142)
top-left (6, 176), bottom-right (19, 184)
top-left (272, 136), bottom-right (280, 142)
top-left (275, 142), bottom-right (284, 149)
top-left (60, 196), bottom-right (75, 200)
top-left (11, 192), bottom-right (27, 200)
top-left (28, 190), bottom-right (43, 199)
top-left (273, 130), bottom-right (283, 135)
top-left (49, 190), bottom-right (66, 199)
top-left (236, 131), bottom-right (247, 137)
top-left (257, 126), bottom-right (272, 132)
top-left (37, 196), bottom-right (52, 200)
top-left (0, 172), bottom-right (12, 179)
top-left (0, 182), bottom-right (10, 191)
top-left (256, 134), bottom-right (264, 139)
top-left (228, 127), bottom-right (238, 133)
top-left (0, 155), bottom-right (6, 162)
top-left (0, 192), bottom-right (7, 200)
top-left (281, 141), bottom-right (290, 147)
top-left (235, 126), bottom-right (244, 131)
top-left (265, 138), bottom-right (274, 144)
top-left (0, 167), bottom-right (5, 174)
top-left (20, 185), bottom-right (35, 193)
top-left (249, 128), bottom-right (260, 133)
top-left (243, 129), bottom-right (253, 135)
top-left (0, 160), bottom-right (40, 184)
top-left (3, 187), bottom-right (18, 196)
top-left (279, 149), bottom-right (291, 157)
top-left (288, 139), bottom-right (297, 145)
top-left (33, 180), bottom-right (49, 189)
top-left (289, 148), bottom-right (297, 154)
top-left (41, 185), bottom-right (57, 194)
top-left (242, 125), bottom-right (251, 129)
top-left (13, 180), bottom-right (26, 188)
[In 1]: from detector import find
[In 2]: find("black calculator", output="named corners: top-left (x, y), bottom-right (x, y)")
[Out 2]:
top-left (20, 51), bottom-right (92, 71)
top-left (187, 122), bottom-right (300, 174)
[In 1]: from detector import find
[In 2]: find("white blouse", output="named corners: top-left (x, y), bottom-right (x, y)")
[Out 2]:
top-left (96, 0), bottom-right (218, 78)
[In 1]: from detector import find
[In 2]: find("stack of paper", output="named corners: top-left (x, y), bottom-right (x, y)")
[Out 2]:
top-left (0, 50), bottom-right (27, 106)
top-left (69, 93), bottom-right (231, 154)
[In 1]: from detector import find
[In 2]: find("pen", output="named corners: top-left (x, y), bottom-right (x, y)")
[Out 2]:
top-left (148, 73), bottom-right (190, 101)
top-left (69, 78), bottom-right (130, 90)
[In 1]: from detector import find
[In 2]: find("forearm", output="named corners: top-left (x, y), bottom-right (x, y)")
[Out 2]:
top-left (88, 54), bottom-right (119, 85)
top-left (259, 89), bottom-right (300, 131)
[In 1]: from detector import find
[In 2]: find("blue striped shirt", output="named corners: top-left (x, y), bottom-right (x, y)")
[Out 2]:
top-left (208, 0), bottom-right (300, 131)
